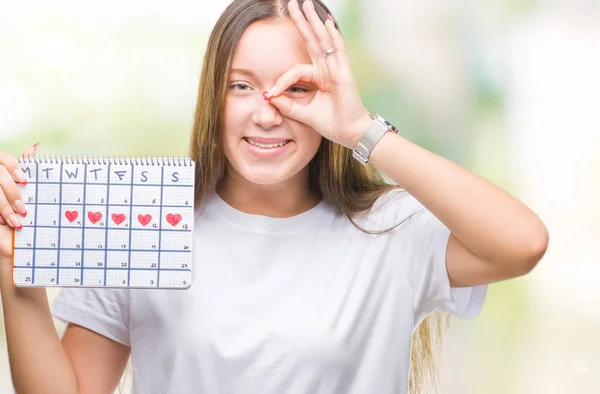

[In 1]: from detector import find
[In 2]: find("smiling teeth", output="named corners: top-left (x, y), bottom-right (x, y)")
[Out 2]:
top-left (246, 139), bottom-right (289, 149)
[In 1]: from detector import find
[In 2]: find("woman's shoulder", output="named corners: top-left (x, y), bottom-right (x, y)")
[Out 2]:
top-left (373, 187), bottom-right (421, 210)
top-left (359, 187), bottom-right (427, 228)
top-left (50, 287), bottom-right (132, 346)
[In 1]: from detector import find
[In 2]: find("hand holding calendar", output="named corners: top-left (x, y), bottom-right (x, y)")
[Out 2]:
top-left (0, 146), bottom-right (195, 290)
top-left (0, 146), bottom-right (34, 265)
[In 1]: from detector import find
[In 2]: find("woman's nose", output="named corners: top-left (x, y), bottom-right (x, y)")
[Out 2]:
top-left (252, 94), bottom-right (283, 129)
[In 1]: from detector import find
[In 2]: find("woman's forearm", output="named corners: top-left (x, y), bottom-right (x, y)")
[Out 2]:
top-left (1, 259), bottom-right (80, 394)
top-left (369, 131), bottom-right (548, 271)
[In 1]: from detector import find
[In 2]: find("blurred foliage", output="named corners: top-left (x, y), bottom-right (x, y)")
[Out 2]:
top-left (503, 0), bottom-right (538, 13)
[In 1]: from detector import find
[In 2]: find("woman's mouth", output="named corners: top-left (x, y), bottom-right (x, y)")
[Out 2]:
top-left (244, 137), bottom-right (291, 149)
top-left (243, 137), bottom-right (293, 158)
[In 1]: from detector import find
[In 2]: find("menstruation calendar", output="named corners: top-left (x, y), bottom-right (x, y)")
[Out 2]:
top-left (12, 157), bottom-right (195, 289)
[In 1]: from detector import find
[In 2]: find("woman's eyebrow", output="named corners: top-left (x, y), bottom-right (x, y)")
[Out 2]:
top-left (230, 68), bottom-right (256, 78)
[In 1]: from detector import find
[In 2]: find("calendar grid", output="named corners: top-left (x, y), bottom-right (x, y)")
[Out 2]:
top-left (30, 202), bottom-right (193, 208)
top-left (56, 161), bottom-right (64, 285)
top-left (80, 162), bottom-right (88, 285)
top-left (31, 164), bottom-right (39, 284)
top-left (19, 225), bottom-right (189, 232)
top-left (14, 266), bottom-right (188, 272)
top-left (14, 247), bottom-right (191, 252)
top-left (102, 163), bottom-right (111, 286)
top-left (14, 157), bottom-right (195, 289)
top-left (24, 181), bottom-right (191, 187)
top-left (126, 163), bottom-right (134, 286)
top-left (157, 166), bottom-right (164, 287)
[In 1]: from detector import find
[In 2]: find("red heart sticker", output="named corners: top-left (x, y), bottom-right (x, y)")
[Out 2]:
top-left (138, 214), bottom-right (152, 226)
top-left (166, 213), bottom-right (182, 226)
top-left (111, 213), bottom-right (126, 225)
top-left (65, 211), bottom-right (78, 223)
top-left (88, 211), bottom-right (103, 224)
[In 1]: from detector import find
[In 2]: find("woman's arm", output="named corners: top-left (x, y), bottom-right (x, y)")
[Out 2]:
top-left (265, 0), bottom-right (548, 287)
top-left (366, 127), bottom-right (549, 287)
top-left (1, 271), bottom-right (79, 394)
top-left (1, 263), bottom-right (130, 394)
top-left (62, 323), bottom-right (131, 394)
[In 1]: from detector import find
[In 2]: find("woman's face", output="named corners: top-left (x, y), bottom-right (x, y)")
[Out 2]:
top-left (222, 18), bottom-right (322, 187)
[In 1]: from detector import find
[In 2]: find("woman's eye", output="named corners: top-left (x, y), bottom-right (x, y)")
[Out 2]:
top-left (288, 85), bottom-right (309, 93)
top-left (230, 83), bottom-right (251, 91)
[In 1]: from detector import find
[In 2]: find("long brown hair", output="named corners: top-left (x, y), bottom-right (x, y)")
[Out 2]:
top-left (187, 0), bottom-right (450, 393)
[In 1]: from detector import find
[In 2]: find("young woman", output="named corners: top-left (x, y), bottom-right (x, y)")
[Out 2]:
top-left (0, 0), bottom-right (548, 393)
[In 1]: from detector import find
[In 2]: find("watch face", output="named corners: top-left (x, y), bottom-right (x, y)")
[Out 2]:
top-left (375, 114), bottom-right (398, 133)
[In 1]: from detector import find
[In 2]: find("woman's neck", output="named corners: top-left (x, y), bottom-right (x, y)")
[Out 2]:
top-left (217, 167), bottom-right (321, 218)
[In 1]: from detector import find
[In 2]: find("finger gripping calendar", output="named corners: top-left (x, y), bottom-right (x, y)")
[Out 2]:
top-left (12, 157), bottom-right (195, 289)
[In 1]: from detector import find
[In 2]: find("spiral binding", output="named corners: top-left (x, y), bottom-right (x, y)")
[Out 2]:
top-left (17, 155), bottom-right (194, 167)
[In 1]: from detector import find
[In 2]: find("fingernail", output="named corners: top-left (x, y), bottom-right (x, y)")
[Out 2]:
top-left (8, 213), bottom-right (22, 229)
top-left (32, 142), bottom-right (40, 153)
top-left (13, 168), bottom-right (27, 185)
top-left (14, 199), bottom-right (27, 216)
top-left (267, 86), bottom-right (277, 98)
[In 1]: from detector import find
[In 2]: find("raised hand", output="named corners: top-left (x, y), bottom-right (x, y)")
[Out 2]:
top-left (266, 0), bottom-right (372, 150)
top-left (0, 144), bottom-right (38, 267)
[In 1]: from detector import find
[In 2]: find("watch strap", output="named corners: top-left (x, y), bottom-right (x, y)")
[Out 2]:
top-left (352, 113), bottom-right (396, 165)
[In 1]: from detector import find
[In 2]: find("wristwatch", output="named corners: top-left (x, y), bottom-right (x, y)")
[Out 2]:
top-left (352, 112), bottom-right (399, 165)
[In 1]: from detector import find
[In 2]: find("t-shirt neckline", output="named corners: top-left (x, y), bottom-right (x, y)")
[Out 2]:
top-left (209, 192), bottom-right (331, 235)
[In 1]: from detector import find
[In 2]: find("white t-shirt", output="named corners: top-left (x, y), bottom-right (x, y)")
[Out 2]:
top-left (51, 189), bottom-right (487, 394)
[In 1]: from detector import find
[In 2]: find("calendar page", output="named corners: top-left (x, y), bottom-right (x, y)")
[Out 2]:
top-left (12, 157), bottom-right (195, 289)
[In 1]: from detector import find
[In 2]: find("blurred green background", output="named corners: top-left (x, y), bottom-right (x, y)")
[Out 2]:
top-left (1, 0), bottom-right (599, 393)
